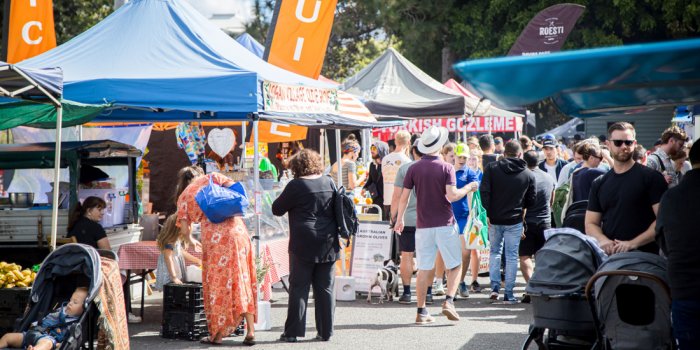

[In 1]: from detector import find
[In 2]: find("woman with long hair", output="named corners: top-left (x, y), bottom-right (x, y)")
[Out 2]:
top-left (176, 169), bottom-right (257, 346)
top-left (172, 166), bottom-right (204, 250)
top-left (67, 196), bottom-right (110, 250)
top-left (272, 149), bottom-right (339, 342)
top-left (329, 140), bottom-right (365, 190)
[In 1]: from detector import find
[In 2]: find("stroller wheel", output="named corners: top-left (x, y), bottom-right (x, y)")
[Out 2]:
top-left (522, 326), bottom-right (547, 350)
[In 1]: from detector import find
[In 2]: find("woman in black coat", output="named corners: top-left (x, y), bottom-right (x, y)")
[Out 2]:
top-left (272, 149), bottom-right (339, 342)
top-left (363, 141), bottom-right (389, 219)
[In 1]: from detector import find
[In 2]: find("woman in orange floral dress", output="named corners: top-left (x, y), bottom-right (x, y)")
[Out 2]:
top-left (177, 171), bottom-right (257, 346)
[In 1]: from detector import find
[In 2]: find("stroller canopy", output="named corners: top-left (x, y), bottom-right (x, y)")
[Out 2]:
top-left (527, 232), bottom-right (602, 296)
top-left (592, 251), bottom-right (668, 300)
top-left (32, 243), bottom-right (103, 308)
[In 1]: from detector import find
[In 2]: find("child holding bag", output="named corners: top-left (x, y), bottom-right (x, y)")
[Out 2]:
top-left (155, 214), bottom-right (201, 289)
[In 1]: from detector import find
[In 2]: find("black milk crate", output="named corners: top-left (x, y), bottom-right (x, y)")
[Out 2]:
top-left (163, 283), bottom-right (204, 312)
top-left (0, 288), bottom-right (31, 336)
top-left (161, 310), bottom-right (209, 341)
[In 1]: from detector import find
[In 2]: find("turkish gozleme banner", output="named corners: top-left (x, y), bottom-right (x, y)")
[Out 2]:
top-left (4, 0), bottom-right (57, 63)
top-left (372, 116), bottom-right (523, 142)
top-left (264, 0), bottom-right (338, 79)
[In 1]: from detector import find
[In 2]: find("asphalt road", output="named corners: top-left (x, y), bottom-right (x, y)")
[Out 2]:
top-left (128, 274), bottom-right (534, 350)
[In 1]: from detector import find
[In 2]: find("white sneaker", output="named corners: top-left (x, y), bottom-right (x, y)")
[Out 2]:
top-left (128, 313), bottom-right (142, 323)
top-left (433, 281), bottom-right (445, 296)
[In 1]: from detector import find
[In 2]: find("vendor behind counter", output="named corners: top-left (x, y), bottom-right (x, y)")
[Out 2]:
top-left (66, 196), bottom-right (111, 250)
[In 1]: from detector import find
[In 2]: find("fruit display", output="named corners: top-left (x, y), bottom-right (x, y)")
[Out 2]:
top-left (0, 262), bottom-right (36, 288)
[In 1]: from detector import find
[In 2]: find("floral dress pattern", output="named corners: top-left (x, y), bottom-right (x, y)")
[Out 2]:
top-left (177, 173), bottom-right (257, 335)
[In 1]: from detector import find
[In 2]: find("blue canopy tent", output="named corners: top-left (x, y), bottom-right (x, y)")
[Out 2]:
top-left (453, 39), bottom-right (700, 118)
top-left (236, 33), bottom-right (265, 59)
top-left (20, 0), bottom-right (332, 122)
top-left (0, 62), bottom-right (64, 249)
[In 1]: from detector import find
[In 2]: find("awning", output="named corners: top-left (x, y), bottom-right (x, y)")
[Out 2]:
top-left (258, 111), bottom-right (404, 130)
top-left (0, 62), bottom-right (62, 102)
top-left (453, 38), bottom-right (700, 118)
top-left (0, 99), bottom-right (106, 130)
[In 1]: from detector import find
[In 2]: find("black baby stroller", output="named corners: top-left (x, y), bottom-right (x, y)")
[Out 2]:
top-left (585, 251), bottom-right (673, 350)
top-left (16, 243), bottom-right (103, 350)
top-left (562, 200), bottom-right (588, 233)
top-left (522, 230), bottom-right (602, 350)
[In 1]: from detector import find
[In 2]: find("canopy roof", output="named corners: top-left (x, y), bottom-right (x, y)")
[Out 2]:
top-left (453, 39), bottom-right (700, 118)
top-left (0, 140), bottom-right (142, 169)
top-left (342, 48), bottom-right (472, 118)
top-left (0, 62), bottom-right (62, 102)
top-left (236, 33), bottom-right (265, 59)
top-left (20, 0), bottom-right (329, 122)
top-left (0, 99), bottom-right (106, 130)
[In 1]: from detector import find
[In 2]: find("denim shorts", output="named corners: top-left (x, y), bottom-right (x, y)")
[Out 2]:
top-left (415, 224), bottom-right (462, 270)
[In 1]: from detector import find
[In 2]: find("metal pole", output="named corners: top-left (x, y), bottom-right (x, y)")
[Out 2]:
top-left (50, 106), bottom-right (63, 251)
top-left (462, 115), bottom-right (468, 143)
top-left (241, 122), bottom-right (247, 168)
top-left (252, 117), bottom-right (261, 301)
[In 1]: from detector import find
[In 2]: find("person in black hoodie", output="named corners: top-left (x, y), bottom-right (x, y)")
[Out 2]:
top-left (656, 139), bottom-right (700, 349)
top-left (479, 140), bottom-right (536, 304)
top-left (363, 141), bottom-right (389, 219)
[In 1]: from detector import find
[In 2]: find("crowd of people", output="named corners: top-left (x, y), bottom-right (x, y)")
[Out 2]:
top-left (57, 121), bottom-right (696, 347)
top-left (321, 123), bottom-right (696, 347)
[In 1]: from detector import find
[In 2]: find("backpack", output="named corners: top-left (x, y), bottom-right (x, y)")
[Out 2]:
top-left (552, 182), bottom-right (570, 228)
top-left (331, 181), bottom-right (359, 242)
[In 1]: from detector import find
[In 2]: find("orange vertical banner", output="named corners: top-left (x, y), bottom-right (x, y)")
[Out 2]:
top-left (264, 0), bottom-right (338, 79)
top-left (4, 0), bottom-right (57, 63)
top-left (258, 121), bottom-right (308, 142)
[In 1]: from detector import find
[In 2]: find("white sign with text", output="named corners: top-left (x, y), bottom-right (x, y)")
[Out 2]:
top-left (350, 222), bottom-right (393, 293)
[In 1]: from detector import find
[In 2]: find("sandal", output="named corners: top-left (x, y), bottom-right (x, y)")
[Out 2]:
top-left (200, 336), bottom-right (223, 345)
top-left (243, 335), bottom-right (256, 346)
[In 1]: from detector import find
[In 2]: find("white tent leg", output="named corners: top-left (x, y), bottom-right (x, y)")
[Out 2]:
top-left (50, 106), bottom-right (63, 251)
top-left (241, 122), bottom-right (247, 168)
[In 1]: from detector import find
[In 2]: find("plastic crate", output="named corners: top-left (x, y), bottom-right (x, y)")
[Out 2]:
top-left (163, 283), bottom-right (204, 312)
top-left (161, 310), bottom-right (208, 341)
top-left (0, 288), bottom-right (31, 336)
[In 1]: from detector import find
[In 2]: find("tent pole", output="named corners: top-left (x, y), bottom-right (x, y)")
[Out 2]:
top-left (335, 129), bottom-right (345, 276)
top-left (362, 129), bottom-right (369, 163)
top-left (241, 122), bottom-right (247, 168)
top-left (462, 115), bottom-right (467, 143)
top-left (50, 106), bottom-right (63, 251)
top-left (252, 117), bottom-right (261, 300)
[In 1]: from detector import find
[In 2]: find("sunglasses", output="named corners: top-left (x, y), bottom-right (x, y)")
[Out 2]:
top-left (610, 139), bottom-right (635, 147)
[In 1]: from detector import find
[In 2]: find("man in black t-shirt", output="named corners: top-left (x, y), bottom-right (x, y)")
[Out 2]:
top-left (479, 134), bottom-right (501, 169)
top-left (586, 122), bottom-right (667, 255)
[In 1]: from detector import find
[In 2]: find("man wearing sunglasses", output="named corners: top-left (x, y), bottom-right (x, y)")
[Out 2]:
top-left (647, 126), bottom-right (688, 188)
top-left (585, 122), bottom-right (667, 255)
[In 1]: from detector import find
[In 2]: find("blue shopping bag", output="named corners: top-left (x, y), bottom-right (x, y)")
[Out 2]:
top-left (195, 175), bottom-right (249, 223)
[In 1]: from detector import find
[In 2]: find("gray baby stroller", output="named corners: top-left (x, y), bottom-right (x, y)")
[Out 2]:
top-left (16, 243), bottom-right (103, 350)
top-left (585, 251), bottom-right (673, 350)
top-left (522, 231), bottom-right (602, 350)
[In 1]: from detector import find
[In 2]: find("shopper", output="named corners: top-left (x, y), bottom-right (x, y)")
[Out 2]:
top-left (177, 171), bottom-right (257, 346)
top-left (383, 131), bottom-right (413, 217)
top-left (656, 140), bottom-right (700, 349)
top-left (647, 126), bottom-right (687, 188)
top-left (394, 126), bottom-right (473, 324)
top-left (480, 140), bottom-right (536, 304)
top-left (272, 149), bottom-right (339, 342)
top-left (330, 140), bottom-right (365, 190)
top-left (586, 122), bottom-right (667, 255)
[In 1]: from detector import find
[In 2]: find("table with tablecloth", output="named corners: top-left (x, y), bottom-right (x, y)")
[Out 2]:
top-left (117, 238), bottom-right (290, 309)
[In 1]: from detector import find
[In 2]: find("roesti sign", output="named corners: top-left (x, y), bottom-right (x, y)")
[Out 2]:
top-left (2, 0), bottom-right (57, 63)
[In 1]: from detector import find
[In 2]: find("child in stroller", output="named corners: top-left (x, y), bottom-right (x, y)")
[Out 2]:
top-left (0, 287), bottom-right (88, 350)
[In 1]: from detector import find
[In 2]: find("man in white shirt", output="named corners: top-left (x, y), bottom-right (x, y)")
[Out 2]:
top-left (382, 131), bottom-right (412, 217)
